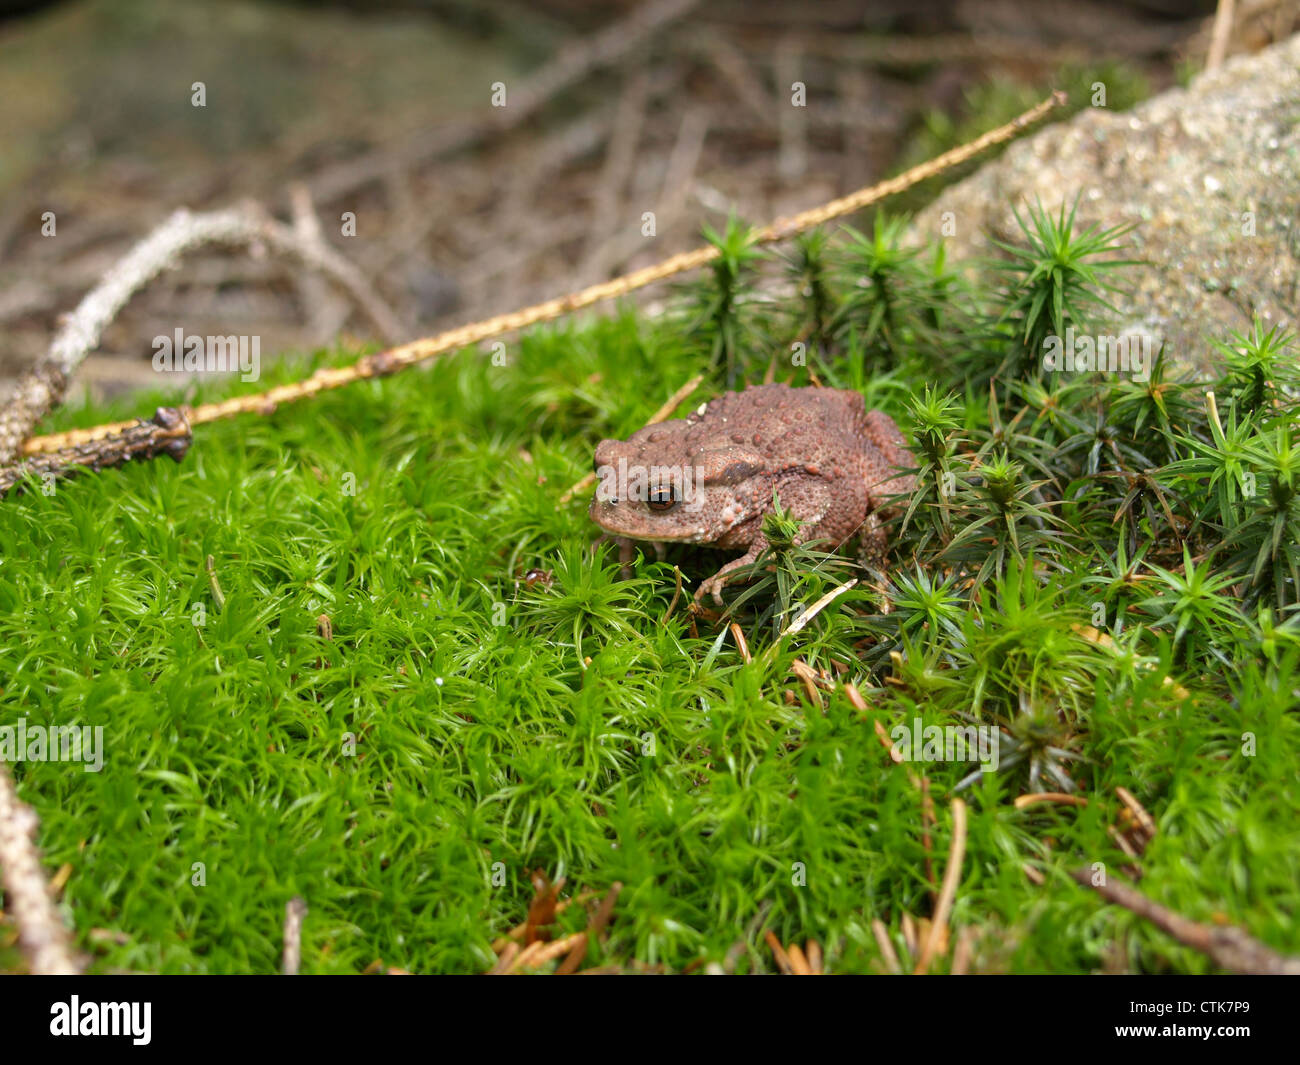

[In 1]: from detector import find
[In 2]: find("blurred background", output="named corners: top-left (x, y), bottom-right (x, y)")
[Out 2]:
top-left (1, 0), bottom-right (1294, 402)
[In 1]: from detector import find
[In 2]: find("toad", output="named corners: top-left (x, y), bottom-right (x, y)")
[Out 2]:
top-left (589, 383), bottom-right (915, 605)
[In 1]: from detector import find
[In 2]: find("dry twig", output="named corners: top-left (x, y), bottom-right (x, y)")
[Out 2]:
top-left (0, 407), bottom-right (191, 497)
top-left (2, 202), bottom-right (404, 467)
top-left (282, 896), bottom-right (308, 975)
top-left (0, 764), bottom-right (80, 974)
top-left (1072, 867), bottom-right (1300, 974)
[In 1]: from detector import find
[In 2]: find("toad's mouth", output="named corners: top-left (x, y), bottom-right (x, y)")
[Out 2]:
top-left (588, 498), bottom-right (721, 544)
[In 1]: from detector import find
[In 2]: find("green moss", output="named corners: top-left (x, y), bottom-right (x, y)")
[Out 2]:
top-left (2, 204), bottom-right (1297, 974)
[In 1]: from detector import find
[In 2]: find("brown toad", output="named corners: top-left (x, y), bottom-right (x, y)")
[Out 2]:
top-left (589, 383), bottom-right (915, 605)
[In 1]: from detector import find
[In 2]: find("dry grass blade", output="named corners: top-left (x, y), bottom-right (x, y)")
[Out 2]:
top-left (775, 578), bottom-right (858, 640)
top-left (1014, 792), bottom-right (1089, 809)
top-left (871, 919), bottom-right (902, 974)
top-left (764, 930), bottom-right (794, 974)
top-left (728, 623), bottom-right (752, 664)
top-left (914, 798), bottom-right (967, 975)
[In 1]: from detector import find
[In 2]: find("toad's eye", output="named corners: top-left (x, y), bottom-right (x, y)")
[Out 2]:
top-left (647, 485), bottom-right (678, 511)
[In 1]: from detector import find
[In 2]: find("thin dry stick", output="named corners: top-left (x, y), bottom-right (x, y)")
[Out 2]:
top-left (871, 919), bottom-right (902, 974)
top-left (289, 184), bottom-right (353, 344)
top-left (282, 896), bottom-right (308, 975)
top-left (0, 764), bottom-right (80, 974)
top-left (652, 105), bottom-right (710, 238)
top-left (578, 71), bottom-right (651, 284)
top-left (701, 37), bottom-right (777, 125)
top-left (307, 0), bottom-right (703, 204)
top-left (914, 798), bottom-right (967, 975)
top-left (0, 407), bottom-right (191, 498)
top-left (3, 202), bottom-right (405, 465)
top-left (22, 91), bottom-right (1067, 463)
top-left (775, 41), bottom-right (807, 182)
top-left (1071, 867), bottom-right (1300, 975)
top-left (1207, 0), bottom-right (1237, 71)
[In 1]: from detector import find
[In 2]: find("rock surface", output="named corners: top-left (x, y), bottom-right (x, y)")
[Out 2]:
top-left (912, 35), bottom-right (1300, 373)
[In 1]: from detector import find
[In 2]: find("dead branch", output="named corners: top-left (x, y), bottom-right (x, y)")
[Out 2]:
top-left (0, 202), bottom-right (405, 465)
top-left (289, 184), bottom-right (352, 345)
top-left (0, 763), bottom-right (81, 974)
top-left (775, 41), bottom-right (807, 182)
top-left (698, 37), bottom-right (777, 126)
top-left (1071, 867), bottom-right (1300, 975)
top-left (1207, 0), bottom-right (1237, 70)
top-left (578, 71), bottom-right (651, 284)
top-left (0, 407), bottom-right (191, 497)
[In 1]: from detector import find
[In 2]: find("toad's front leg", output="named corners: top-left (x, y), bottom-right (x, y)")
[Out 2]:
top-left (695, 531), bottom-right (769, 607)
top-left (695, 483), bottom-right (838, 606)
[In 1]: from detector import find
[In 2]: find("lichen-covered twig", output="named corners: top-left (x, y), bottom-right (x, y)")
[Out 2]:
top-left (19, 91), bottom-right (1067, 466)
top-left (0, 202), bottom-right (404, 466)
top-left (282, 896), bottom-right (308, 975)
top-left (0, 764), bottom-right (81, 974)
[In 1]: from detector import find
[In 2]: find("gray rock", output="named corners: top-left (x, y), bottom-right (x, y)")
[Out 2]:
top-left (912, 34), bottom-right (1300, 374)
